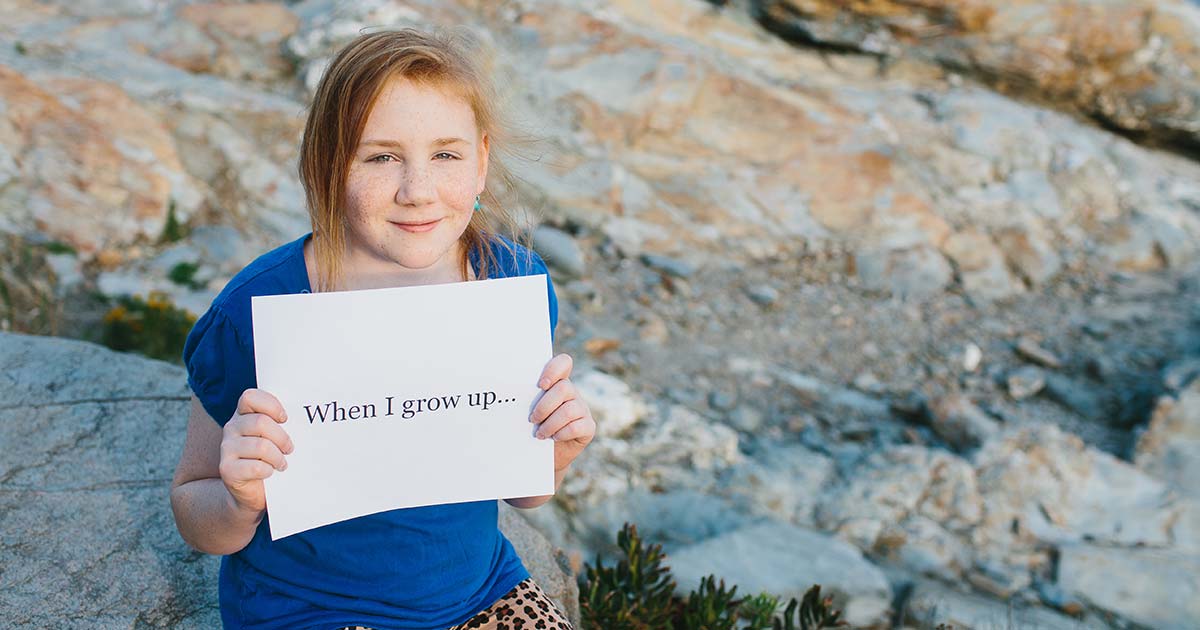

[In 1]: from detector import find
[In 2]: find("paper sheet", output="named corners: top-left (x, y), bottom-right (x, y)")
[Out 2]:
top-left (251, 274), bottom-right (554, 540)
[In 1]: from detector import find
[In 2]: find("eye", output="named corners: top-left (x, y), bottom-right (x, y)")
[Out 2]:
top-left (367, 154), bottom-right (397, 163)
top-left (433, 152), bottom-right (459, 160)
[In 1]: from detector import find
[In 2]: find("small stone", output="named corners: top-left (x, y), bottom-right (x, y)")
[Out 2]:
top-left (852, 371), bottom-right (885, 394)
top-left (926, 394), bottom-right (1000, 451)
top-left (745, 284), bottom-right (779, 306)
top-left (728, 406), bottom-right (764, 432)
top-left (641, 253), bottom-right (695, 278)
top-left (637, 315), bottom-right (669, 345)
top-left (708, 390), bottom-right (737, 412)
top-left (1081, 320), bottom-right (1111, 339)
top-left (1015, 337), bottom-right (1062, 368)
top-left (1043, 373), bottom-right (1107, 421)
top-left (583, 337), bottom-right (621, 356)
top-left (1006, 365), bottom-right (1046, 400)
top-left (1163, 357), bottom-right (1200, 392)
top-left (962, 342), bottom-right (983, 372)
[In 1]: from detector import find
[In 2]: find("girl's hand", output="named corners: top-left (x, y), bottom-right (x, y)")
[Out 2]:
top-left (530, 353), bottom-right (596, 472)
top-left (219, 389), bottom-right (294, 515)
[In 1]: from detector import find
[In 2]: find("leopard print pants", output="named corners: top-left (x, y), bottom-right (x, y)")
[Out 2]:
top-left (338, 578), bottom-right (574, 630)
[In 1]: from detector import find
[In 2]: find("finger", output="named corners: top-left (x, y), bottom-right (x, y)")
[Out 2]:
top-left (535, 399), bottom-right (587, 439)
top-left (219, 458), bottom-right (276, 483)
top-left (227, 435), bottom-right (288, 471)
top-left (549, 415), bottom-right (596, 444)
top-left (231, 413), bottom-right (295, 454)
top-left (236, 389), bottom-right (288, 423)
top-left (530, 380), bottom-right (576, 424)
top-left (537, 354), bottom-right (573, 390)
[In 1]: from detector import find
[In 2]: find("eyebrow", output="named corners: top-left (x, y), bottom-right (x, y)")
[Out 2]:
top-left (360, 137), bottom-right (470, 148)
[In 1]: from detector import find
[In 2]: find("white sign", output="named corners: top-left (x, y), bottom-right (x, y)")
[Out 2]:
top-left (251, 275), bottom-right (554, 540)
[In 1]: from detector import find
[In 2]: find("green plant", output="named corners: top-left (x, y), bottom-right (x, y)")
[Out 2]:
top-left (159, 199), bottom-right (187, 244)
top-left (44, 241), bottom-right (76, 255)
top-left (738, 593), bottom-right (781, 630)
top-left (580, 523), bottom-right (677, 630)
top-left (579, 524), bottom-right (848, 630)
top-left (168, 261), bottom-right (205, 290)
top-left (676, 576), bottom-right (740, 630)
top-left (774, 586), bottom-right (845, 630)
top-left (101, 292), bottom-right (195, 362)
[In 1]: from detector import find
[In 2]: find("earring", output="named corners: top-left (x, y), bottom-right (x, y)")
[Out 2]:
top-left (473, 195), bottom-right (481, 212)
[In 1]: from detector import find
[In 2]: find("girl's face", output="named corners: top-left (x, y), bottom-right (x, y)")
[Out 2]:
top-left (341, 76), bottom-right (488, 285)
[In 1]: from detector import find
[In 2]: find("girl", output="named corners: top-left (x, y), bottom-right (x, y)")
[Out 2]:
top-left (169, 28), bottom-right (594, 630)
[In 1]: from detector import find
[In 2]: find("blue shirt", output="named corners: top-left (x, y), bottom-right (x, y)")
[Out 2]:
top-left (182, 233), bottom-right (558, 630)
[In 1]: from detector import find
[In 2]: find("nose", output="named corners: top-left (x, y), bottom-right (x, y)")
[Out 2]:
top-left (395, 163), bottom-right (436, 207)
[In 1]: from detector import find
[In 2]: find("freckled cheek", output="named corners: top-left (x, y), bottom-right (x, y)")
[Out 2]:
top-left (439, 172), bottom-right (479, 212)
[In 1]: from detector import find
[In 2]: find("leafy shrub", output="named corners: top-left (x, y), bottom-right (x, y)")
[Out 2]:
top-left (101, 292), bottom-right (195, 362)
top-left (580, 523), bottom-right (847, 630)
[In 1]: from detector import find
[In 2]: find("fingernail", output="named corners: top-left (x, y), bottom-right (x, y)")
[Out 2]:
top-left (279, 461), bottom-right (287, 471)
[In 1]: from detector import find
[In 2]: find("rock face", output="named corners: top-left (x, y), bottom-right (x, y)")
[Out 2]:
top-left (754, 0), bottom-right (1200, 151)
top-left (4, 0), bottom-right (1200, 312)
top-left (0, 332), bottom-right (579, 626)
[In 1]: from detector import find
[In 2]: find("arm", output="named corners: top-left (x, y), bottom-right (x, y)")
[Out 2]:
top-left (170, 393), bottom-right (292, 555)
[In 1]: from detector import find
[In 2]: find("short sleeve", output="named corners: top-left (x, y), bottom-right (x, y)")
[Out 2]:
top-left (182, 305), bottom-right (256, 427)
top-left (529, 251), bottom-right (559, 342)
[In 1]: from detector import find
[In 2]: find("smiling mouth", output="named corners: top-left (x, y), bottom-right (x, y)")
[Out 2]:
top-left (390, 219), bottom-right (441, 233)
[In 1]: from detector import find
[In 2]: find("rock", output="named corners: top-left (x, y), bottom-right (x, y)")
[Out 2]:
top-left (1136, 379), bottom-right (1200, 499)
top-left (1006, 365), bottom-right (1046, 400)
top-left (854, 245), bottom-right (954, 300)
top-left (1058, 545), bottom-right (1200, 630)
top-left (942, 229), bottom-right (1023, 301)
top-left (972, 424), bottom-right (1185, 551)
top-left (1033, 577), bottom-right (1087, 617)
top-left (995, 224), bottom-right (1063, 287)
top-left (753, 0), bottom-right (1200, 150)
top-left (727, 405), bottom-right (764, 432)
top-left (573, 370), bottom-right (648, 438)
top-left (745, 283), bottom-right (780, 306)
top-left (719, 443), bottom-right (836, 527)
top-left (1042, 373), bottom-right (1107, 421)
top-left (175, 2), bottom-right (300, 83)
top-left (1163, 356), bottom-right (1200, 392)
top-left (640, 253), bottom-right (695, 279)
top-left (707, 390), bottom-right (737, 412)
top-left (497, 505), bottom-right (580, 624)
top-left (577, 488), bottom-right (753, 556)
top-left (0, 65), bottom-right (202, 257)
top-left (0, 332), bottom-right (579, 625)
top-left (531, 225), bottom-right (586, 278)
top-left (1014, 337), bottom-right (1062, 368)
top-left (667, 522), bottom-right (892, 629)
top-left (925, 394), bottom-right (1000, 451)
top-left (0, 332), bottom-right (209, 626)
top-left (628, 405), bottom-right (741, 485)
top-left (778, 369), bottom-right (891, 420)
top-left (961, 342), bottom-right (982, 373)
top-left (904, 580), bottom-right (1092, 630)
top-left (816, 446), bottom-right (983, 556)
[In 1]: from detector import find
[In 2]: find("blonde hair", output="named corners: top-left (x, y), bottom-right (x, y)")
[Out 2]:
top-left (298, 28), bottom-right (526, 291)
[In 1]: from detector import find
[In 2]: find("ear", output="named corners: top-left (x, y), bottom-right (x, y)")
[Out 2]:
top-left (476, 131), bottom-right (490, 195)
